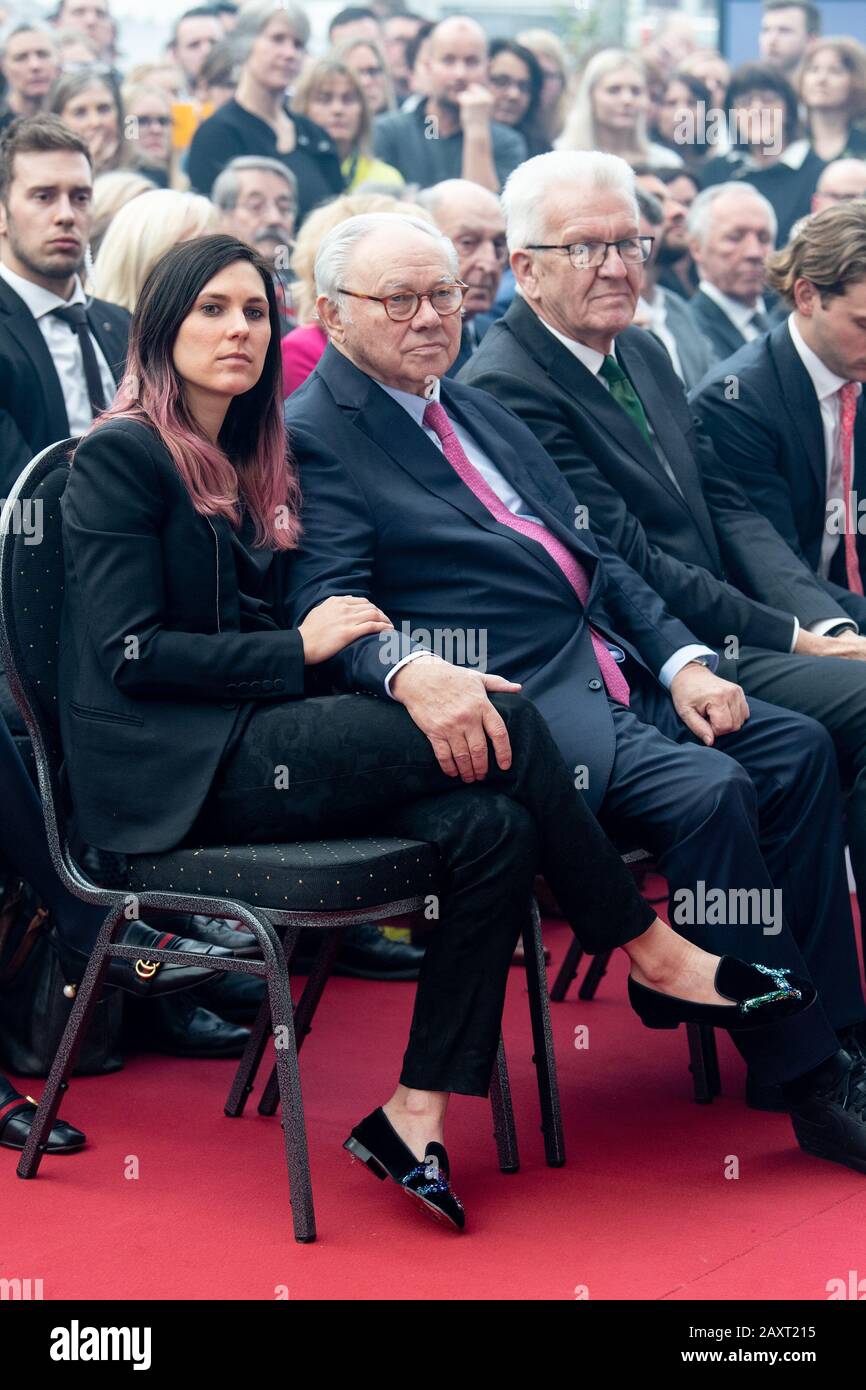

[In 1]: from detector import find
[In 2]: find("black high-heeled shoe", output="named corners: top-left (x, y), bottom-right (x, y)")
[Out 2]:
top-left (56, 921), bottom-right (236, 999)
top-left (344, 1107), bottom-right (466, 1231)
top-left (628, 957), bottom-right (815, 1031)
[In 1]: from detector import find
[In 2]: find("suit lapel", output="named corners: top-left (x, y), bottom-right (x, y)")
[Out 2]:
top-left (768, 323), bottom-right (827, 505)
top-left (316, 347), bottom-right (592, 605)
top-left (615, 332), bottom-right (723, 566)
top-left (694, 291), bottom-right (744, 357)
top-left (0, 278), bottom-right (70, 435)
top-left (88, 305), bottom-right (126, 384)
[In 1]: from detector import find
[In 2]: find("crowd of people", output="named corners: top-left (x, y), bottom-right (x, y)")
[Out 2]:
top-left (1, 0), bottom-right (866, 1233)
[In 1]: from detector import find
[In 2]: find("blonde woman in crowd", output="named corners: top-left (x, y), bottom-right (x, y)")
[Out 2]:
top-left (49, 64), bottom-right (129, 173)
top-left (334, 34), bottom-right (394, 116)
top-left (292, 57), bottom-right (402, 192)
top-left (557, 48), bottom-right (683, 169)
top-left (280, 192), bottom-right (430, 395)
top-left (122, 80), bottom-right (188, 189)
top-left (91, 187), bottom-right (218, 311)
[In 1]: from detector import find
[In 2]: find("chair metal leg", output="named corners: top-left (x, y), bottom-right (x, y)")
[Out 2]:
top-left (578, 949), bottom-right (612, 1001)
top-left (702, 1025), bottom-right (721, 1097)
top-left (17, 902), bottom-right (123, 1179)
top-left (225, 928), bottom-right (299, 1118)
top-left (549, 935), bottom-right (584, 1003)
top-left (522, 898), bottom-right (566, 1167)
top-left (489, 1034), bottom-right (520, 1173)
top-left (687, 1022), bottom-right (715, 1104)
top-left (258, 928), bottom-right (344, 1117)
top-left (261, 925), bottom-right (315, 1243)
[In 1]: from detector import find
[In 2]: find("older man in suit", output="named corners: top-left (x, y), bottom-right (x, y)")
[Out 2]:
top-left (460, 151), bottom-right (866, 979)
top-left (284, 210), bottom-right (866, 1170)
top-left (0, 115), bottom-right (129, 494)
top-left (686, 183), bottom-right (778, 365)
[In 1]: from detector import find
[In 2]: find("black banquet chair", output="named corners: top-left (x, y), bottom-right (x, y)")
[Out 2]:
top-left (0, 440), bottom-right (565, 1242)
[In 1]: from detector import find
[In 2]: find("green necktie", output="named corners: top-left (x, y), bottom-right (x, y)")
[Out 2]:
top-left (599, 354), bottom-right (653, 449)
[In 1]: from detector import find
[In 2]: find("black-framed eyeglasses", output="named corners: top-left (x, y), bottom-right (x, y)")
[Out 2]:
top-left (526, 237), bottom-right (655, 270)
top-left (337, 281), bottom-right (468, 321)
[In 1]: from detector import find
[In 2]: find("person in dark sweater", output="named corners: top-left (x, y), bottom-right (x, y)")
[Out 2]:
top-left (188, 0), bottom-right (343, 220)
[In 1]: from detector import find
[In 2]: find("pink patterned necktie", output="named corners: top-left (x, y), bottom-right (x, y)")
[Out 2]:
top-left (839, 382), bottom-right (863, 597)
top-left (422, 399), bottom-right (629, 705)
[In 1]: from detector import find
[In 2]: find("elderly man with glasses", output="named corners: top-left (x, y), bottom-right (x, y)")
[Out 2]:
top-left (283, 208), bottom-right (866, 1177)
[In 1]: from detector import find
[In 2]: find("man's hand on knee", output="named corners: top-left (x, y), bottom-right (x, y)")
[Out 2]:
top-left (670, 663), bottom-right (750, 746)
top-left (390, 655), bottom-right (522, 780)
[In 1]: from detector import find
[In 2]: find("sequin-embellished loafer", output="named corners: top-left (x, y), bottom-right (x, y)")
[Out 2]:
top-left (344, 1107), bottom-right (465, 1231)
top-left (628, 957), bottom-right (815, 1031)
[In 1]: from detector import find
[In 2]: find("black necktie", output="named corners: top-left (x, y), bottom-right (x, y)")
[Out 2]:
top-left (50, 303), bottom-right (107, 416)
top-left (750, 309), bottom-right (770, 333)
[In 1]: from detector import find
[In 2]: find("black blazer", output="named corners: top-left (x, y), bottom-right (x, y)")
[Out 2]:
top-left (284, 344), bottom-right (702, 817)
top-left (458, 296), bottom-right (854, 655)
top-left (0, 278), bottom-right (129, 494)
top-left (688, 288), bottom-right (749, 366)
top-left (690, 320), bottom-right (866, 627)
top-left (59, 418), bottom-right (305, 853)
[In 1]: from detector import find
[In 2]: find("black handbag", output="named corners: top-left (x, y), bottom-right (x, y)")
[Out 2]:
top-left (0, 877), bottom-right (124, 1077)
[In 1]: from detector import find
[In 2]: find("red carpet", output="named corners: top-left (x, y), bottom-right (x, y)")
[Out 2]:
top-left (4, 895), bottom-right (866, 1301)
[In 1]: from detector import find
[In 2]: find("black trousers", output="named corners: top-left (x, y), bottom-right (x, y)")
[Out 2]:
top-left (602, 678), bottom-right (865, 1084)
top-left (735, 645), bottom-right (866, 936)
top-left (188, 692), bottom-right (656, 1096)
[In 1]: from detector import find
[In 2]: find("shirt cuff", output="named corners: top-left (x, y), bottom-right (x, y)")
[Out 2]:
top-left (659, 645), bottom-right (719, 689)
top-left (384, 648), bottom-right (439, 698)
top-left (807, 617), bottom-right (858, 639)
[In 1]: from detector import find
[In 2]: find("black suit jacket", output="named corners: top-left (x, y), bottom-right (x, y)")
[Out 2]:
top-left (459, 296), bottom-right (854, 657)
top-left (0, 277), bottom-right (130, 493)
top-left (59, 418), bottom-right (305, 853)
top-left (687, 288), bottom-right (748, 365)
top-left (284, 344), bottom-right (702, 817)
top-left (691, 320), bottom-right (866, 626)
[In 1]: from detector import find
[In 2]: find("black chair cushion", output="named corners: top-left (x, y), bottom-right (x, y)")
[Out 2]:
top-left (89, 836), bottom-right (440, 913)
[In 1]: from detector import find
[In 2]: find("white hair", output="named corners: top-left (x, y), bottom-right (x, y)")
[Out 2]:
top-left (687, 182), bottom-right (778, 247)
top-left (502, 150), bottom-right (639, 252)
top-left (314, 212), bottom-right (459, 310)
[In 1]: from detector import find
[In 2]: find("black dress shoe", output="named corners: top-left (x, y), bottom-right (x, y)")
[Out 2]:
top-left (129, 992), bottom-right (251, 1058)
top-left (628, 957), bottom-right (815, 1032)
top-left (191, 969), bottom-right (266, 1024)
top-left (158, 914), bottom-right (261, 958)
top-left (334, 925), bottom-right (426, 980)
top-left (788, 1049), bottom-right (866, 1175)
top-left (57, 921), bottom-right (237, 998)
top-left (344, 1106), bottom-right (465, 1230)
top-left (0, 1079), bottom-right (85, 1154)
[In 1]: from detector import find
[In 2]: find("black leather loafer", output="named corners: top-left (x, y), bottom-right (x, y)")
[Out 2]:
top-left (158, 913), bottom-right (261, 958)
top-left (629, 957), bottom-right (815, 1032)
top-left (0, 1083), bottom-right (85, 1154)
top-left (57, 920), bottom-right (237, 998)
top-left (344, 1106), bottom-right (465, 1230)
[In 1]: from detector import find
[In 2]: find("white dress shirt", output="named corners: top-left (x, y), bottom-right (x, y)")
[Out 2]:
top-left (697, 279), bottom-right (768, 343)
top-left (788, 313), bottom-right (863, 590)
top-left (0, 262), bottom-right (116, 435)
top-left (636, 288), bottom-right (684, 383)
top-left (376, 374), bottom-right (715, 693)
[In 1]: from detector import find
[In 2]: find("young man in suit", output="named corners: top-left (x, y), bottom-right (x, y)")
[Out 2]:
top-left (686, 182), bottom-right (778, 365)
top-left (0, 114), bottom-right (129, 494)
top-left (285, 210), bottom-right (866, 1169)
top-left (459, 150), bottom-right (866, 1036)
